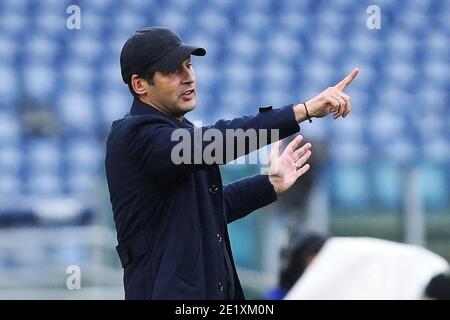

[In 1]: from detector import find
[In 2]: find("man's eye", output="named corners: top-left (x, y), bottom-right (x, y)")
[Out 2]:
top-left (187, 63), bottom-right (193, 69)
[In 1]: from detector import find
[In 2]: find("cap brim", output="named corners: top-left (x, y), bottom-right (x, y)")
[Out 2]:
top-left (154, 45), bottom-right (206, 72)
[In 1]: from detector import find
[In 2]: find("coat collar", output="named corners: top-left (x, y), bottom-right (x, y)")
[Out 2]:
top-left (129, 98), bottom-right (194, 127)
top-left (130, 97), bottom-right (162, 116)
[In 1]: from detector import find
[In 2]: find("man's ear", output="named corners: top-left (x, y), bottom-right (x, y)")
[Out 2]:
top-left (131, 74), bottom-right (148, 96)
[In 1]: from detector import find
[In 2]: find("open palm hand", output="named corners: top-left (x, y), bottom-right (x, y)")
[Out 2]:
top-left (268, 135), bottom-right (312, 194)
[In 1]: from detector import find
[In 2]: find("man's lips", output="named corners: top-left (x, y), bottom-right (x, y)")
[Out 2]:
top-left (180, 89), bottom-right (195, 101)
top-left (180, 88), bottom-right (195, 96)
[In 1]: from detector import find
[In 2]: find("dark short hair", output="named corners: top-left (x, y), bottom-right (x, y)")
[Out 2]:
top-left (127, 66), bottom-right (156, 98)
top-left (279, 229), bottom-right (328, 291)
top-left (425, 272), bottom-right (450, 299)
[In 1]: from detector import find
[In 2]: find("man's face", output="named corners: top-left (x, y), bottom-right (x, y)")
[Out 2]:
top-left (146, 57), bottom-right (197, 118)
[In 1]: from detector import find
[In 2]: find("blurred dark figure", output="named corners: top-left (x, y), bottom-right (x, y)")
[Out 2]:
top-left (18, 99), bottom-right (61, 137)
top-left (264, 228), bottom-right (328, 299)
top-left (279, 228), bottom-right (328, 293)
top-left (425, 272), bottom-right (450, 300)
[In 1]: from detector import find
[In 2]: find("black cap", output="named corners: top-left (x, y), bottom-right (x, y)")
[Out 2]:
top-left (120, 26), bottom-right (206, 83)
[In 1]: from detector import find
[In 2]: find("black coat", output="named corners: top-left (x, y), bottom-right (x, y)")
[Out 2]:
top-left (105, 98), bottom-right (299, 299)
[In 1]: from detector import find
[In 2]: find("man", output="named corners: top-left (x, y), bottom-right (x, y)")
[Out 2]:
top-left (105, 26), bottom-right (358, 299)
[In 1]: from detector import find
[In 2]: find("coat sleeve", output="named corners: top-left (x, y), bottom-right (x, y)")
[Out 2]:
top-left (127, 105), bottom-right (299, 181)
top-left (223, 174), bottom-right (277, 223)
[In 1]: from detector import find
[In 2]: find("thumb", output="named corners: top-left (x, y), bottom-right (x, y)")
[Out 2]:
top-left (270, 140), bottom-right (281, 161)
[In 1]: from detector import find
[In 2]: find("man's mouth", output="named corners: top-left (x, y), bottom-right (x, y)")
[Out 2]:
top-left (181, 89), bottom-right (195, 96)
top-left (180, 89), bottom-right (195, 100)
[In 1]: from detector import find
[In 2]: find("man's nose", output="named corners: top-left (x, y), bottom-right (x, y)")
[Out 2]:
top-left (181, 67), bottom-right (195, 84)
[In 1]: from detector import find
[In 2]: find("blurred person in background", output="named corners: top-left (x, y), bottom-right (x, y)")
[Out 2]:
top-left (105, 26), bottom-right (358, 299)
top-left (265, 228), bottom-right (328, 299)
top-left (275, 229), bottom-right (450, 300)
top-left (18, 98), bottom-right (61, 138)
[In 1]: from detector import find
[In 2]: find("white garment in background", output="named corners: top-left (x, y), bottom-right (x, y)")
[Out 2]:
top-left (285, 237), bottom-right (449, 300)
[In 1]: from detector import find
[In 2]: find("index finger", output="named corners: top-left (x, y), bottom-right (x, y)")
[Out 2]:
top-left (285, 135), bottom-right (304, 154)
top-left (334, 68), bottom-right (359, 91)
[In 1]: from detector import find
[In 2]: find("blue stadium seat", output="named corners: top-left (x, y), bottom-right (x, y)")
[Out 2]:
top-left (369, 108), bottom-right (406, 145)
top-left (27, 172), bottom-right (62, 196)
top-left (236, 12), bottom-right (270, 35)
top-left (99, 90), bottom-right (131, 125)
top-left (0, 147), bottom-right (21, 175)
top-left (25, 140), bottom-right (61, 174)
top-left (224, 60), bottom-right (255, 89)
top-left (25, 36), bottom-right (59, 63)
top-left (0, 112), bottom-right (20, 146)
top-left (195, 9), bottom-right (231, 37)
top-left (155, 9), bottom-right (189, 34)
top-left (385, 59), bottom-right (417, 89)
top-left (302, 58), bottom-right (338, 89)
top-left (277, 11), bottom-right (311, 36)
top-left (65, 138), bottom-right (102, 175)
top-left (0, 173), bottom-right (20, 195)
top-left (34, 5), bottom-right (65, 38)
top-left (348, 30), bottom-right (383, 63)
top-left (0, 35), bottom-right (17, 63)
top-left (23, 61), bottom-right (57, 100)
top-left (0, 63), bottom-right (17, 101)
top-left (330, 164), bottom-right (370, 211)
top-left (330, 140), bottom-right (369, 165)
top-left (423, 138), bottom-right (450, 164)
top-left (230, 33), bottom-right (262, 62)
top-left (66, 172), bottom-right (96, 196)
top-left (193, 62), bottom-right (217, 91)
top-left (113, 9), bottom-right (146, 36)
top-left (98, 58), bottom-right (124, 92)
top-left (331, 113), bottom-right (364, 141)
top-left (61, 60), bottom-right (95, 91)
top-left (0, 1), bottom-right (27, 36)
top-left (423, 61), bottom-right (450, 89)
top-left (311, 34), bottom-right (343, 62)
top-left (57, 91), bottom-right (96, 133)
top-left (218, 89), bottom-right (253, 117)
top-left (279, 0), bottom-right (311, 13)
top-left (65, 35), bottom-right (104, 64)
top-left (260, 59), bottom-right (295, 98)
top-left (418, 84), bottom-right (447, 111)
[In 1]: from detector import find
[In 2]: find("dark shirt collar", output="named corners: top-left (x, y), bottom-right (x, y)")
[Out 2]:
top-left (129, 97), bottom-right (194, 127)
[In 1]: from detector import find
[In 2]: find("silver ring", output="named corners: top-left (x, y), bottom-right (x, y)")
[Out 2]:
top-left (293, 162), bottom-right (300, 170)
top-left (332, 95), bottom-right (342, 107)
